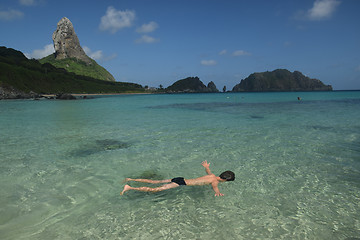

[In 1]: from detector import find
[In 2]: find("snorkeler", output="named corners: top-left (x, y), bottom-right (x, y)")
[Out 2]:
top-left (121, 161), bottom-right (235, 196)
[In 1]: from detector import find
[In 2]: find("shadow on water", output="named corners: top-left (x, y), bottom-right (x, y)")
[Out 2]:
top-left (70, 139), bottom-right (132, 157)
top-left (148, 98), bottom-right (360, 115)
top-left (122, 184), bottom-right (208, 204)
top-left (122, 173), bottom-right (174, 203)
top-left (308, 125), bottom-right (334, 131)
top-left (147, 101), bottom-right (304, 117)
top-left (250, 115), bottom-right (264, 119)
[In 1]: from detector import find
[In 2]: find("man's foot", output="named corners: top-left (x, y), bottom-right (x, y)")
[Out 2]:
top-left (121, 178), bottom-right (132, 183)
top-left (120, 185), bottom-right (132, 195)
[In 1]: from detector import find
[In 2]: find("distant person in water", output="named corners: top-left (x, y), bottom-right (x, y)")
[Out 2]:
top-left (121, 161), bottom-right (235, 196)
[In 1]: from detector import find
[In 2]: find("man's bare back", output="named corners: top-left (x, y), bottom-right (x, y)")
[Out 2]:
top-left (120, 161), bottom-right (235, 196)
top-left (185, 174), bottom-right (220, 186)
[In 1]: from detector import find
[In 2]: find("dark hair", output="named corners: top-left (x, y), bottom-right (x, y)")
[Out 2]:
top-left (219, 171), bottom-right (235, 181)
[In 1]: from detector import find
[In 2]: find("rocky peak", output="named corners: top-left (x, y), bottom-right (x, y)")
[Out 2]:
top-left (52, 17), bottom-right (91, 64)
top-left (165, 77), bottom-right (219, 93)
top-left (207, 81), bottom-right (219, 92)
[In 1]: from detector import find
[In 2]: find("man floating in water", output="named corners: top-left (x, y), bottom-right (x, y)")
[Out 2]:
top-left (121, 161), bottom-right (235, 196)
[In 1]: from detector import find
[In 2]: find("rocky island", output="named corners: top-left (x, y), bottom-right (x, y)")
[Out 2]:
top-left (166, 77), bottom-right (219, 93)
top-left (232, 69), bottom-right (332, 92)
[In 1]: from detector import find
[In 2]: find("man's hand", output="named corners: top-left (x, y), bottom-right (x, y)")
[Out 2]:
top-left (215, 192), bottom-right (224, 197)
top-left (201, 160), bottom-right (210, 168)
top-left (202, 160), bottom-right (212, 175)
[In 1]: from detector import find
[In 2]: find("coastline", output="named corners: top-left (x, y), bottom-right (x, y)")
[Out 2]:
top-left (42, 92), bottom-right (152, 98)
top-left (0, 89), bottom-right (152, 100)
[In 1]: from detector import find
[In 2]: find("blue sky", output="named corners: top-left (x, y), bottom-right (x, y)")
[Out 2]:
top-left (1, 0), bottom-right (359, 90)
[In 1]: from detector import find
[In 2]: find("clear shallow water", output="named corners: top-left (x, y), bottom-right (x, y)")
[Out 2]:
top-left (0, 91), bottom-right (360, 239)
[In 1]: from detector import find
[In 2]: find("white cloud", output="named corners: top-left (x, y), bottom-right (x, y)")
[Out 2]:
top-left (219, 49), bottom-right (227, 55)
top-left (83, 46), bottom-right (117, 61)
top-left (356, 65), bottom-right (360, 72)
top-left (25, 44), bottom-right (54, 59)
top-left (232, 50), bottom-right (251, 56)
top-left (136, 21), bottom-right (158, 33)
top-left (296, 0), bottom-right (341, 21)
top-left (135, 35), bottom-right (159, 44)
top-left (83, 46), bottom-right (103, 60)
top-left (99, 6), bottom-right (135, 33)
top-left (19, 0), bottom-right (36, 6)
top-left (308, 0), bottom-right (341, 20)
top-left (201, 60), bottom-right (217, 66)
top-left (0, 9), bottom-right (24, 21)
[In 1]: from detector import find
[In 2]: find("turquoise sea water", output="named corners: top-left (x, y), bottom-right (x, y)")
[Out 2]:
top-left (1, 91), bottom-right (360, 239)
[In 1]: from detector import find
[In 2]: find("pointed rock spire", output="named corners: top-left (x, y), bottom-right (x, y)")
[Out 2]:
top-left (52, 17), bottom-right (91, 64)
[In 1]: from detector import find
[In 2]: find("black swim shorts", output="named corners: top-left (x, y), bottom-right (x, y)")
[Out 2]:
top-left (171, 177), bottom-right (187, 185)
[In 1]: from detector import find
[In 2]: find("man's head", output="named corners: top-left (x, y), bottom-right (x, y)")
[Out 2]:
top-left (219, 171), bottom-right (235, 181)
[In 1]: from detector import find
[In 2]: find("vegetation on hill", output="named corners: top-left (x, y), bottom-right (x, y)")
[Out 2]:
top-left (232, 69), bottom-right (332, 92)
top-left (40, 54), bottom-right (115, 82)
top-left (0, 46), bottom-right (144, 97)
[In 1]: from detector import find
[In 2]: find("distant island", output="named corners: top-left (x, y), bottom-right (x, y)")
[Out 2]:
top-left (166, 77), bottom-right (219, 93)
top-left (163, 70), bottom-right (332, 93)
top-left (232, 69), bottom-right (332, 92)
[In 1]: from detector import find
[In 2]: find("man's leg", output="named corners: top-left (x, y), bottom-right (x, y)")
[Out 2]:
top-left (121, 182), bottom-right (178, 195)
top-left (125, 178), bottom-right (171, 184)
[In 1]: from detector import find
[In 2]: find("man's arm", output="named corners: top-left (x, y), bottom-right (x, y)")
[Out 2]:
top-left (211, 181), bottom-right (224, 196)
top-left (201, 160), bottom-right (212, 175)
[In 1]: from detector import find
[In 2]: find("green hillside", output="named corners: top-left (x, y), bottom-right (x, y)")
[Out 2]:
top-left (0, 46), bottom-right (144, 96)
top-left (40, 54), bottom-right (116, 82)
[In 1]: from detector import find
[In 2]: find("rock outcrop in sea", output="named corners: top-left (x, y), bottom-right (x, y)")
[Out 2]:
top-left (232, 69), bottom-right (332, 92)
top-left (207, 81), bottom-right (220, 92)
top-left (166, 77), bottom-right (219, 93)
top-left (52, 17), bottom-right (91, 64)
